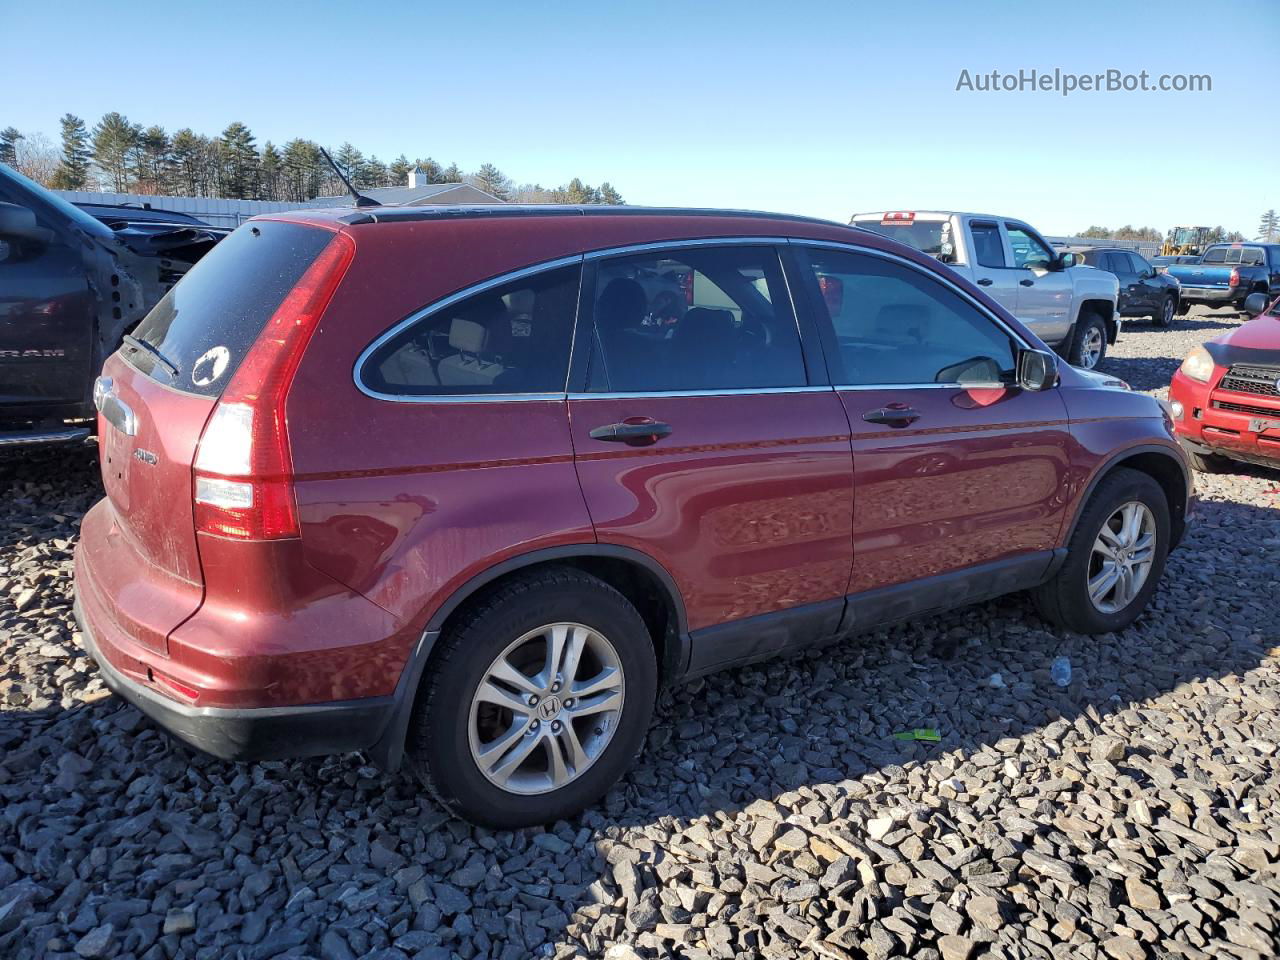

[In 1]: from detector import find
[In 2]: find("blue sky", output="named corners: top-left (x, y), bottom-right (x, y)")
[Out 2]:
top-left (4, 0), bottom-right (1277, 235)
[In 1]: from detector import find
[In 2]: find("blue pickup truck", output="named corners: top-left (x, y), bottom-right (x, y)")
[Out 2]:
top-left (1166, 243), bottom-right (1280, 315)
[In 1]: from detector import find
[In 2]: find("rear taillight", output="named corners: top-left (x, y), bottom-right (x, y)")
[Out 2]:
top-left (193, 230), bottom-right (354, 540)
top-left (1229, 268), bottom-right (1240, 287)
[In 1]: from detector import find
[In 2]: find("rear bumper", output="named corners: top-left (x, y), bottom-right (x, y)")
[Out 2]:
top-left (75, 595), bottom-right (396, 761)
top-left (0, 426), bottom-right (91, 447)
top-left (1177, 286), bottom-right (1244, 304)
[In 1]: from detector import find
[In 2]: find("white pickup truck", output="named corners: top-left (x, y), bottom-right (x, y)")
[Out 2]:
top-left (851, 211), bottom-right (1121, 369)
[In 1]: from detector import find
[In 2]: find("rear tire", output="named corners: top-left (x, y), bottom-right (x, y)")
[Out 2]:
top-left (1175, 299), bottom-right (1191, 316)
top-left (406, 567), bottom-right (657, 828)
top-left (1068, 311), bottom-right (1108, 369)
top-left (1033, 468), bottom-right (1170, 635)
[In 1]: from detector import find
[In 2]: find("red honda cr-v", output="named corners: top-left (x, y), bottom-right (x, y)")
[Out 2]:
top-left (75, 206), bottom-right (1191, 827)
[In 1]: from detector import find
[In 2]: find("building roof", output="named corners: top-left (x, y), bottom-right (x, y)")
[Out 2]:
top-left (310, 182), bottom-right (503, 206)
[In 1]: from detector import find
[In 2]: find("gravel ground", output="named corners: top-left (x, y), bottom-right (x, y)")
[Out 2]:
top-left (2, 306), bottom-right (1278, 960)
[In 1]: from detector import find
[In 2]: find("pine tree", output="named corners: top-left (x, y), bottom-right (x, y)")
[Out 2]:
top-left (220, 122), bottom-right (259, 199)
top-left (282, 138), bottom-right (324, 201)
top-left (564, 178), bottom-right (598, 204)
top-left (413, 157), bottom-right (443, 183)
top-left (0, 127), bottom-right (20, 167)
top-left (440, 162), bottom-right (463, 183)
top-left (598, 182), bottom-right (623, 205)
top-left (259, 142), bottom-right (283, 201)
top-left (169, 129), bottom-right (204, 195)
top-left (49, 114), bottom-right (91, 189)
top-left (334, 142), bottom-right (363, 181)
top-left (136, 125), bottom-right (171, 193)
top-left (355, 155), bottom-right (388, 189)
top-left (471, 163), bottom-right (511, 200)
top-left (1259, 209), bottom-right (1279, 243)
top-left (389, 154), bottom-right (412, 186)
top-left (92, 112), bottom-right (140, 191)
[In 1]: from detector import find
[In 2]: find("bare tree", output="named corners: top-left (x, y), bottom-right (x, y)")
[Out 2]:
top-left (14, 132), bottom-right (60, 186)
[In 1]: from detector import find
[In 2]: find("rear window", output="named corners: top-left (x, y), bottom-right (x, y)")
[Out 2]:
top-left (854, 219), bottom-right (951, 258)
top-left (124, 220), bottom-right (332, 396)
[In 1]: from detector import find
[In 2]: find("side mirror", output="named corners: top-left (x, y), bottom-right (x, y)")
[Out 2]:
top-left (1243, 292), bottom-right (1270, 317)
top-left (1017, 348), bottom-right (1059, 391)
top-left (0, 202), bottom-right (52, 246)
top-left (1048, 252), bottom-right (1076, 271)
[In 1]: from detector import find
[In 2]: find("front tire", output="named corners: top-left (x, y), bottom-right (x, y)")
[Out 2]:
top-left (1188, 449), bottom-right (1233, 473)
top-left (1068, 311), bottom-right (1108, 369)
top-left (1033, 468), bottom-right (1170, 634)
top-left (1155, 295), bottom-right (1176, 328)
top-left (407, 568), bottom-right (657, 828)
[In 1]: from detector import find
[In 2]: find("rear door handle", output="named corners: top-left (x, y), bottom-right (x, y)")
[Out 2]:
top-left (589, 419), bottom-right (672, 445)
top-left (862, 407), bottom-right (920, 427)
top-left (977, 278), bottom-right (994, 286)
top-left (1019, 278), bottom-right (1034, 287)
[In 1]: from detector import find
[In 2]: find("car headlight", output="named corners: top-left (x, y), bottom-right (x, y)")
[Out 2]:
top-left (1179, 345), bottom-right (1214, 383)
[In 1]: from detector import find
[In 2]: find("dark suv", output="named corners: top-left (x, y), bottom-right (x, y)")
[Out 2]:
top-left (74, 206), bottom-right (1192, 826)
top-left (1073, 247), bottom-right (1181, 328)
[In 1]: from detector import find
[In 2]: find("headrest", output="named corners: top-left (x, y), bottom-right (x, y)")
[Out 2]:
top-left (598, 278), bottom-right (648, 328)
top-left (449, 317), bottom-right (489, 354)
top-left (675, 307), bottom-right (735, 342)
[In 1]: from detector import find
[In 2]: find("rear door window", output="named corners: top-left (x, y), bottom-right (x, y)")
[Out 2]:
top-left (588, 246), bottom-right (807, 392)
top-left (969, 222), bottom-right (1006, 268)
top-left (125, 220), bottom-right (333, 397)
top-left (361, 264), bottom-right (581, 397)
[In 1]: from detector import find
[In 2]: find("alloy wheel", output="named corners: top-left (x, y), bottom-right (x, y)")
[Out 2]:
top-left (1087, 500), bottom-right (1157, 614)
top-left (1161, 297), bottom-right (1175, 326)
top-left (1080, 325), bottom-right (1104, 369)
top-left (467, 622), bottom-right (625, 795)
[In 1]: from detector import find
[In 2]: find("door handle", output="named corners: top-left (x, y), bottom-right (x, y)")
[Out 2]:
top-left (976, 278), bottom-right (994, 286)
top-left (589, 418), bottom-right (672, 445)
top-left (862, 406), bottom-right (920, 427)
top-left (1019, 278), bottom-right (1034, 287)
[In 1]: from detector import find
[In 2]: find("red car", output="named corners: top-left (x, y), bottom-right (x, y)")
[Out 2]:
top-left (74, 206), bottom-right (1191, 826)
top-left (1169, 292), bottom-right (1280, 472)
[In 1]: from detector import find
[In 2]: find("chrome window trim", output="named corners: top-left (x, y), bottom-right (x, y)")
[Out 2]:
top-left (796, 240), bottom-right (1032, 350)
top-left (569, 386), bottom-right (833, 401)
top-left (834, 381), bottom-right (1009, 391)
top-left (353, 236), bottom-right (1034, 404)
top-left (353, 254), bottom-right (584, 403)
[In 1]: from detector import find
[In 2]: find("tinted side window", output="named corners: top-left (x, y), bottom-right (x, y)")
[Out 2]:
top-left (1201, 247), bottom-right (1227, 264)
top-left (803, 248), bottom-right (1018, 386)
top-left (362, 264), bottom-right (580, 396)
top-left (1005, 225), bottom-right (1053, 269)
top-left (969, 222), bottom-right (1006, 268)
top-left (589, 246), bottom-right (806, 392)
top-left (1108, 252), bottom-right (1133, 274)
top-left (1132, 254), bottom-right (1152, 274)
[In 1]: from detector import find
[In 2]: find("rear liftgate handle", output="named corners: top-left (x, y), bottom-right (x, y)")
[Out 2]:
top-left (589, 417), bottom-right (673, 446)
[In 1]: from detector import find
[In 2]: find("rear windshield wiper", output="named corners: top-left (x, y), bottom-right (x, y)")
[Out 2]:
top-left (122, 334), bottom-right (180, 380)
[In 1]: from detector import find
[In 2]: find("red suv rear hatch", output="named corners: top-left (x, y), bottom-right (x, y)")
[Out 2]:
top-left (85, 219), bottom-right (338, 656)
